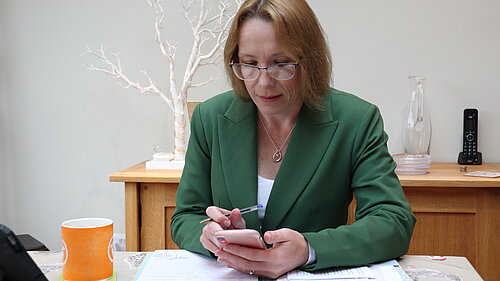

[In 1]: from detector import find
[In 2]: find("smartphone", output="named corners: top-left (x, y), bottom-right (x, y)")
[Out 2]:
top-left (212, 229), bottom-right (266, 249)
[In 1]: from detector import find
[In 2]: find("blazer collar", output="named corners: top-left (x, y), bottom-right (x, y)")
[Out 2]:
top-left (218, 97), bottom-right (260, 229)
top-left (224, 96), bottom-right (256, 123)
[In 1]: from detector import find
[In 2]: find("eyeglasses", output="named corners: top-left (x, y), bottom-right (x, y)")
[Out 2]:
top-left (230, 62), bottom-right (299, 81)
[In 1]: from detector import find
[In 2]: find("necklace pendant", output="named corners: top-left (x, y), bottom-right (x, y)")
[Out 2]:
top-left (272, 150), bottom-right (282, 162)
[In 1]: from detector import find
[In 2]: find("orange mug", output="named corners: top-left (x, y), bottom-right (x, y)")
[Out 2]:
top-left (61, 218), bottom-right (114, 280)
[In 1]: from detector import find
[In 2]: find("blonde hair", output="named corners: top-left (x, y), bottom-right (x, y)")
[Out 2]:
top-left (224, 0), bottom-right (332, 110)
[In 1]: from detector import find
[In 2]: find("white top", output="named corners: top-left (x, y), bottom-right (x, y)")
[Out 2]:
top-left (257, 175), bottom-right (274, 224)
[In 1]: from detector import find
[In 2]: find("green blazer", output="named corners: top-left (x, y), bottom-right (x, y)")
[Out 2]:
top-left (171, 89), bottom-right (416, 271)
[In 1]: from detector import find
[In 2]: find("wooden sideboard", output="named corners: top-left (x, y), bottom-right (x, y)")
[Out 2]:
top-left (110, 162), bottom-right (499, 281)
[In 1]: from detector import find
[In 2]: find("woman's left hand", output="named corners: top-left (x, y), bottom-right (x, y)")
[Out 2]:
top-left (214, 228), bottom-right (309, 279)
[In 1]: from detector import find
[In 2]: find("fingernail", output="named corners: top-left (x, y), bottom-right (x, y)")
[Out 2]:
top-left (224, 220), bottom-right (231, 227)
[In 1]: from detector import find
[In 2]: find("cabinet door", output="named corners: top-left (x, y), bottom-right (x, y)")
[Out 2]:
top-left (140, 183), bottom-right (179, 251)
top-left (404, 187), bottom-right (477, 262)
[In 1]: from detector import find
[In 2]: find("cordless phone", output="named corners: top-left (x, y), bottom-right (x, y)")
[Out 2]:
top-left (458, 108), bottom-right (482, 165)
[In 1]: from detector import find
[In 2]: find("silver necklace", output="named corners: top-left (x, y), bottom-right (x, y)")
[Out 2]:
top-left (258, 115), bottom-right (296, 163)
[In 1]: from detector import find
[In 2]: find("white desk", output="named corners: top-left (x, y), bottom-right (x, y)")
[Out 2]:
top-left (31, 251), bottom-right (484, 281)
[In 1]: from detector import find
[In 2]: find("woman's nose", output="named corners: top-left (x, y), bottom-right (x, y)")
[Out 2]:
top-left (256, 69), bottom-right (276, 87)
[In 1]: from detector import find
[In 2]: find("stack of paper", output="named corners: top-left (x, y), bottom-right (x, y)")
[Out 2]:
top-left (287, 259), bottom-right (410, 281)
top-left (288, 266), bottom-right (374, 280)
top-left (132, 250), bottom-right (411, 281)
top-left (133, 250), bottom-right (256, 281)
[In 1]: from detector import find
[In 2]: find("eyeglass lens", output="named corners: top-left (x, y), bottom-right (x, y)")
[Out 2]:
top-left (233, 64), bottom-right (296, 80)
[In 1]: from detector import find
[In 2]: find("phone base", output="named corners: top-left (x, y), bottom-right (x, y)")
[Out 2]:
top-left (458, 152), bottom-right (482, 165)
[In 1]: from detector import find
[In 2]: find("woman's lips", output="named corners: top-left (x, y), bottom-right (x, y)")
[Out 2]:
top-left (258, 94), bottom-right (282, 102)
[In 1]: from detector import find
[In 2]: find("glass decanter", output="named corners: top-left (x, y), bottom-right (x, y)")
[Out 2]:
top-left (404, 75), bottom-right (432, 155)
top-left (394, 75), bottom-right (432, 175)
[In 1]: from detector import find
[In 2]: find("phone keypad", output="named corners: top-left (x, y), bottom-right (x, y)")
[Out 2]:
top-left (463, 130), bottom-right (477, 156)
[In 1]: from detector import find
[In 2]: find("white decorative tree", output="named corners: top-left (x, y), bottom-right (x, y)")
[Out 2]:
top-left (83, 0), bottom-right (242, 166)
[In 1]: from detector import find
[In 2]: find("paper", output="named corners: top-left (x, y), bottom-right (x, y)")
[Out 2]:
top-left (369, 266), bottom-right (402, 281)
top-left (132, 250), bottom-right (256, 281)
top-left (368, 260), bottom-right (411, 281)
top-left (464, 171), bottom-right (500, 178)
top-left (288, 266), bottom-right (374, 280)
top-left (287, 260), bottom-right (411, 281)
top-left (133, 251), bottom-right (411, 281)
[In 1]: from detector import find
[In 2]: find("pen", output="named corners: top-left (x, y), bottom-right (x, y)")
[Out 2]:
top-left (200, 204), bottom-right (263, 224)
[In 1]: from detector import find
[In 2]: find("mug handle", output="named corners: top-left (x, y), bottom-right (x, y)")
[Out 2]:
top-left (107, 237), bottom-right (114, 262)
top-left (61, 239), bottom-right (68, 265)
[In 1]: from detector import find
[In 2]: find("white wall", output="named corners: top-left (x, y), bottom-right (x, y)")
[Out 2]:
top-left (309, 0), bottom-right (500, 156)
top-left (0, 0), bottom-right (498, 250)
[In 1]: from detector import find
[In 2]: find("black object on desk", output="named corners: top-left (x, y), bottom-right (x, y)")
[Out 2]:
top-left (458, 108), bottom-right (482, 165)
top-left (16, 234), bottom-right (49, 251)
top-left (0, 224), bottom-right (48, 281)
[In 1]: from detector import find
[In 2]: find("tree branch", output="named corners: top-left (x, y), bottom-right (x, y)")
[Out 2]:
top-left (180, 0), bottom-right (241, 97)
top-left (191, 76), bottom-right (216, 88)
top-left (83, 0), bottom-right (242, 160)
top-left (82, 46), bottom-right (174, 111)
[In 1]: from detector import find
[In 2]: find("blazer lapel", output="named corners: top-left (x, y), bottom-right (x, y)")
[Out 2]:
top-left (218, 98), bottom-right (261, 230)
top-left (262, 103), bottom-right (339, 231)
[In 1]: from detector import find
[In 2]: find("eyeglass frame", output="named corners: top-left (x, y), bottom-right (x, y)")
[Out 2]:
top-left (229, 62), bottom-right (300, 81)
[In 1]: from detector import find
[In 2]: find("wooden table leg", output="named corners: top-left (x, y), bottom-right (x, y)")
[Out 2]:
top-left (125, 182), bottom-right (140, 251)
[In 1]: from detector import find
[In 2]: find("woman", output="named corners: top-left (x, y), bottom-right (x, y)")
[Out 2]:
top-left (171, 0), bottom-right (415, 278)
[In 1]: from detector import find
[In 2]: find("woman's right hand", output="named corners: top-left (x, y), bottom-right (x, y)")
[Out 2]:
top-left (200, 206), bottom-right (247, 254)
